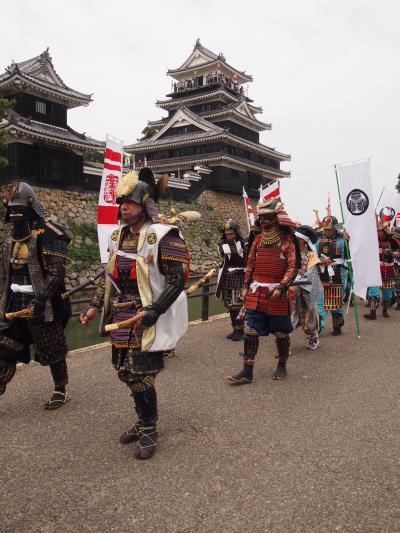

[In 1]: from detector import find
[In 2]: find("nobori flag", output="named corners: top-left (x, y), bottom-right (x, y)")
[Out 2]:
top-left (336, 160), bottom-right (381, 298)
top-left (97, 136), bottom-right (123, 263)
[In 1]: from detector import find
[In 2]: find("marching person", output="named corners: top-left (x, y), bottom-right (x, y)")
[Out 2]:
top-left (0, 181), bottom-right (71, 408)
top-left (291, 225), bottom-right (323, 350)
top-left (80, 168), bottom-right (189, 459)
top-left (227, 197), bottom-right (299, 383)
top-left (216, 219), bottom-right (247, 341)
top-left (364, 216), bottom-right (399, 320)
top-left (315, 215), bottom-right (348, 335)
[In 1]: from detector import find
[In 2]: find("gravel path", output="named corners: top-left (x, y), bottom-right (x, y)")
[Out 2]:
top-left (1, 307), bottom-right (399, 532)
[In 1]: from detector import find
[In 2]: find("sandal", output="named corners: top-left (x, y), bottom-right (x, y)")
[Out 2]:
top-left (44, 391), bottom-right (71, 410)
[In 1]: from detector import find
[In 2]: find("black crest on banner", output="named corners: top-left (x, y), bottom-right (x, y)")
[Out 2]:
top-left (346, 189), bottom-right (369, 216)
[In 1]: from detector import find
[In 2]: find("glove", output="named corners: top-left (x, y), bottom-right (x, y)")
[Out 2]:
top-left (141, 304), bottom-right (162, 328)
top-left (30, 295), bottom-right (47, 317)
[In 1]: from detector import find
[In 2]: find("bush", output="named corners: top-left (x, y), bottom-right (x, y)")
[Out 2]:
top-left (66, 217), bottom-right (100, 271)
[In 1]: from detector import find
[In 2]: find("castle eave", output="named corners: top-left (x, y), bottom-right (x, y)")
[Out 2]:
top-left (3, 114), bottom-right (104, 152)
top-left (135, 152), bottom-right (290, 178)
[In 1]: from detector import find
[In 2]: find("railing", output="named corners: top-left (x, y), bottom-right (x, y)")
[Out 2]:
top-left (69, 274), bottom-right (219, 322)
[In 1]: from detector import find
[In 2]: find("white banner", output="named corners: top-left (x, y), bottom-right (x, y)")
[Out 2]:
top-left (97, 135), bottom-right (123, 263)
top-left (337, 160), bottom-right (382, 298)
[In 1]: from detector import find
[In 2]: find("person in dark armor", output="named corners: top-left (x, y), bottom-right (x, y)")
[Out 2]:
top-left (392, 226), bottom-right (400, 310)
top-left (316, 216), bottom-right (348, 335)
top-left (364, 217), bottom-right (399, 320)
top-left (80, 168), bottom-right (189, 460)
top-left (227, 197), bottom-right (299, 383)
top-left (0, 181), bottom-right (71, 409)
top-left (216, 219), bottom-right (247, 341)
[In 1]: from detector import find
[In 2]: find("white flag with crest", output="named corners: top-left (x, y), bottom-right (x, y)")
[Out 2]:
top-left (336, 160), bottom-right (382, 298)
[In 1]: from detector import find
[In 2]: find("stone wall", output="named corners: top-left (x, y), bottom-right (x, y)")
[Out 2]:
top-left (0, 186), bottom-right (252, 284)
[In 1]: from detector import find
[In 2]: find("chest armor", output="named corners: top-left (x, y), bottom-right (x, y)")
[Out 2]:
top-left (318, 238), bottom-right (341, 260)
top-left (10, 239), bottom-right (30, 271)
top-left (253, 244), bottom-right (287, 283)
top-left (114, 235), bottom-right (139, 295)
top-left (226, 241), bottom-right (245, 268)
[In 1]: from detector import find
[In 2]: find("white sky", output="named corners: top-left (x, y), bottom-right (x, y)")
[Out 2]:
top-left (2, 0), bottom-right (399, 224)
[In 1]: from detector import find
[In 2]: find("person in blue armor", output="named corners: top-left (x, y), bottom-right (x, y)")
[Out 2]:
top-left (316, 215), bottom-right (348, 336)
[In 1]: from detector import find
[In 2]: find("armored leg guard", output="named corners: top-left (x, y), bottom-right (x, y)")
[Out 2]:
top-left (227, 329), bottom-right (259, 385)
top-left (273, 334), bottom-right (290, 380)
top-left (226, 309), bottom-right (236, 339)
top-left (0, 360), bottom-right (17, 396)
top-left (382, 300), bottom-right (390, 318)
top-left (49, 358), bottom-right (68, 393)
top-left (364, 298), bottom-right (377, 320)
top-left (44, 358), bottom-right (70, 410)
top-left (132, 387), bottom-right (158, 459)
top-left (331, 314), bottom-right (344, 336)
top-left (397, 294), bottom-right (400, 311)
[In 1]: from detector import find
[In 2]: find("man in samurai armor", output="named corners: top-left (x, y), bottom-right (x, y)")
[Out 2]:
top-left (216, 219), bottom-right (247, 341)
top-left (227, 197), bottom-right (299, 383)
top-left (364, 217), bottom-right (399, 320)
top-left (80, 168), bottom-right (189, 459)
top-left (316, 215), bottom-right (348, 335)
top-left (392, 226), bottom-right (400, 310)
top-left (0, 181), bottom-right (71, 408)
top-left (291, 225), bottom-right (323, 350)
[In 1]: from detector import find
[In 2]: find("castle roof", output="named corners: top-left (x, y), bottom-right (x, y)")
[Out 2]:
top-left (2, 110), bottom-right (104, 152)
top-left (0, 49), bottom-right (92, 108)
top-left (167, 39), bottom-right (253, 84)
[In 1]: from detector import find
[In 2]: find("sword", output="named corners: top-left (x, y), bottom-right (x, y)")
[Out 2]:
top-left (5, 270), bottom-right (106, 320)
top-left (105, 268), bottom-right (217, 333)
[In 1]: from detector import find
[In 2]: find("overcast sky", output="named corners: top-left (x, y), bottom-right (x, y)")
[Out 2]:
top-left (2, 0), bottom-right (399, 224)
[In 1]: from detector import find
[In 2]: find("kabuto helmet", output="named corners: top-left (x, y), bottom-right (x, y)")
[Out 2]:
top-left (256, 197), bottom-right (296, 227)
top-left (115, 167), bottom-right (169, 220)
top-left (321, 215), bottom-right (340, 231)
top-left (2, 180), bottom-right (47, 221)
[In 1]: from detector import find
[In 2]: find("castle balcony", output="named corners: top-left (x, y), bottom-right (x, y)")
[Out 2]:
top-left (167, 75), bottom-right (246, 98)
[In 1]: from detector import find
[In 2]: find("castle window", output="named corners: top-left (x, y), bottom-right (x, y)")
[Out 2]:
top-left (35, 100), bottom-right (47, 115)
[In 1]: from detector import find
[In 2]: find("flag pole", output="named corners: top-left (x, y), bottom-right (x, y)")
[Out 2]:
top-left (242, 187), bottom-right (251, 234)
top-left (375, 186), bottom-right (385, 211)
top-left (334, 164), bottom-right (361, 338)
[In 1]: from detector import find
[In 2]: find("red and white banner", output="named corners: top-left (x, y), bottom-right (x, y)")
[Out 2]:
top-left (97, 135), bottom-right (123, 263)
top-left (242, 187), bottom-right (255, 229)
top-left (259, 181), bottom-right (280, 202)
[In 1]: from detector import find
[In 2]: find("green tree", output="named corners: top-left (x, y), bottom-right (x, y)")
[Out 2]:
top-left (0, 98), bottom-right (14, 169)
top-left (138, 125), bottom-right (160, 141)
top-left (396, 173), bottom-right (400, 194)
top-left (84, 150), bottom-right (105, 164)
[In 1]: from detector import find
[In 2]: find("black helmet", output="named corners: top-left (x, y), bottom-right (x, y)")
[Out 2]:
top-left (2, 180), bottom-right (47, 220)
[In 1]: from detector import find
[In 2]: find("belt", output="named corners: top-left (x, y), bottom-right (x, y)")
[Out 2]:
top-left (10, 283), bottom-right (34, 294)
top-left (116, 250), bottom-right (137, 260)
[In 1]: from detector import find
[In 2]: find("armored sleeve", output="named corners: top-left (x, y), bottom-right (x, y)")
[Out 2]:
top-left (38, 230), bottom-right (70, 299)
top-left (280, 234), bottom-right (298, 288)
top-left (90, 273), bottom-right (106, 309)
